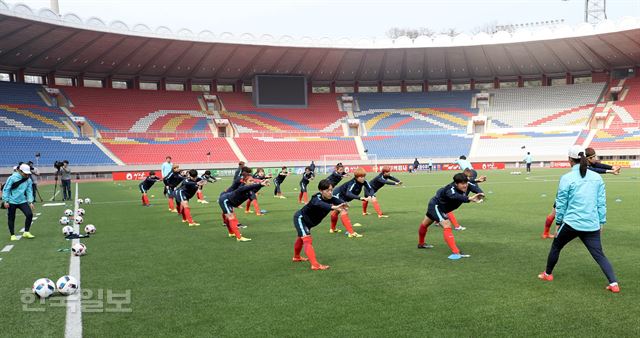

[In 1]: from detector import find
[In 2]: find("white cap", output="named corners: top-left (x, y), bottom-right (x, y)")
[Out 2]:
top-left (18, 163), bottom-right (31, 174)
top-left (568, 145), bottom-right (585, 160)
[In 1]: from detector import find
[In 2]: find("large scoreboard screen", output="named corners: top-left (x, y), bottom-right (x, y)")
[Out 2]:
top-left (253, 75), bottom-right (307, 107)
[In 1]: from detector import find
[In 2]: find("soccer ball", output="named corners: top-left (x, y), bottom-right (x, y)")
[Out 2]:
top-left (62, 225), bottom-right (74, 236)
top-left (60, 216), bottom-right (70, 225)
top-left (71, 243), bottom-right (86, 256)
top-left (56, 275), bottom-right (79, 295)
top-left (64, 209), bottom-right (73, 217)
top-left (74, 215), bottom-right (83, 224)
top-left (32, 278), bottom-right (55, 298)
top-left (84, 224), bottom-right (96, 234)
top-left (77, 198), bottom-right (83, 204)
top-left (76, 208), bottom-right (85, 216)
top-left (84, 198), bottom-right (91, 204)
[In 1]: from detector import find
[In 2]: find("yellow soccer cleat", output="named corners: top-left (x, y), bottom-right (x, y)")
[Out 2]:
top-left (22, 232), bottom-right (35, 239)
top-left (329, 229), bottom-right (342, 234)
top-left (10, 235), bottom-right (18, 241)
top-left (188, 222), bottom-right (200, 227)
top-left (237, 236), bottom-right (252, 242)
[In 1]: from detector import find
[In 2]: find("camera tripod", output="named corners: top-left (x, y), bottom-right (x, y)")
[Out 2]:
top-left (50, 168), bottom-right (62, 201)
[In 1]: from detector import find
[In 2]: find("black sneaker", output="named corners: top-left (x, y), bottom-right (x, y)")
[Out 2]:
top-left (237, 223), bottom-right (247, 229)
top-left (417, 243), bottom-right (434, 249)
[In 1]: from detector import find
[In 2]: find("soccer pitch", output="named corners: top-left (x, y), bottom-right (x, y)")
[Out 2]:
top-left (1, 169), bottom-right (639, 337)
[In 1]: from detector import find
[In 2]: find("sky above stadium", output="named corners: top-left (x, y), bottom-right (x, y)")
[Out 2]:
top-left (7, 0), bottom-right (640, 39)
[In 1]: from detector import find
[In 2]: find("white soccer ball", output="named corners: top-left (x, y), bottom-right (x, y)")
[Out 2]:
top-left (62, 225), bottom-right (74, 236)
top-left (77, 198), bottom-right (83, 204)
top-left (84, 198), bottom-right (91, 204)
top-left (74, 215), bottom-right (83, 224)
top-left (32, 278), bottom-right (55, 298)
top-left (64, 209), bottom-right (73, 217)
top-left (60, 216), bottom-right (70, 225)
top-left (71, 243), bottom-right (86, 256)
top-left (84, 224), bottom-right (96, 234)
top-left (56, 275), bottom-right (79, 295)
top-left (76, 208), bottom-right (85, 216)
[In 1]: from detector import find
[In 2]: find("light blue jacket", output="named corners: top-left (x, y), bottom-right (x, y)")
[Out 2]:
top-left (455, 159), bottom-right (472, 171)
top-left (524, 154), bottom-right (533, 164)
top-left (161, 162), bottom-right (172, 178)
top-left (555, 164), bottom-right (606, 231)
top-left (2, 172), bottom-right (34, 205)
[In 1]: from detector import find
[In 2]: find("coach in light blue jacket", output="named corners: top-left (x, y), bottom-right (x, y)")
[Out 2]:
top-left (3, 164), bottom-right (36, 241)
top-left (538, 145), bottom-right (619, 293)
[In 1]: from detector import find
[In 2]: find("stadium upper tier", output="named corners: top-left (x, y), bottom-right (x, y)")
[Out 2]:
top-left (484, 83), bottom-right (606, 128)
top-left (0, 82), bottom-right (69, 132)
top-left (219, 93), bottom-right (345, 135)
top-left (1, 2), bottom-right (639, 83)
top-left (587, 77), bottom-right (640, 151)
top-left (62, 87), bottom-right (207, 132)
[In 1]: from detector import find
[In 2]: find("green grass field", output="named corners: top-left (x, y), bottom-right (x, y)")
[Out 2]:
top-left (1, 168), bottom-right (639, 337)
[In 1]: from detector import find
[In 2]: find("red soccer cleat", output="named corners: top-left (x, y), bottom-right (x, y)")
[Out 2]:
top-left (292, 257), bottom-right (309, 262)
top-left (538, 272), bottom-right (553, 281)
top-left (606, 284), bottom-right (620, 293)
top-left (311, 264), bottom-right (330, 271)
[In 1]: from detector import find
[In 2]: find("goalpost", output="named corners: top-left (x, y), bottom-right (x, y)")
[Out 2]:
top-left (322, 154), bottom-right (378, 174)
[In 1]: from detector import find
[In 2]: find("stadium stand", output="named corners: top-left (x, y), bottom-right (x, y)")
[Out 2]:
top-left (362, 134), bottom-right (473, 159)
top-left (219, 93), bottom-right (345, 134)
top-left (0, 134), bottom-right (115, 166)
top-left (62, 87), bottom-right (206, 132)
top-left (484, 83), bottom-right (606, 128)
top-left (471, 131), bottom-right (581, 160)
top-left (588, 77), bottom-right (640, 150)
top-left (234, 136), bottom-right (359, 162)
top-left (0, 82), bottom-right (69, 132)
top-left (98, 133), bottom-right (238, 164)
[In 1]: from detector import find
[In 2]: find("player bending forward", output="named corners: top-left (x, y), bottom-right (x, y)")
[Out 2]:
top-left (417, 173), bottom-right (484, 260)
top-left (292, 179), bottom-right (349, 270)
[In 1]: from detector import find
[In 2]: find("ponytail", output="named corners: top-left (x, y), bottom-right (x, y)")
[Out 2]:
top-left (578, 152), bottom-right (588, 178)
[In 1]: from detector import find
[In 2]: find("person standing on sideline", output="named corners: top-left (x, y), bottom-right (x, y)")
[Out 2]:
top-left (524, 152), bottom-right (533, 174)
top-left (412, 158), bottom-right (420, 173)
top-left (161, 156), bottom-right (172, 178)
top-left (428, 158), bottom-right (433, 173)
top-left (27, 161), bottom-right (42, 202)
top-left (60, 160), bottom-right (71, 201)
top-left (538, 145), bottom-right (619, 293)
top-left (3, 163), bottom-right (36, 241)
top-left (309, 161), bottom-right (316, 174)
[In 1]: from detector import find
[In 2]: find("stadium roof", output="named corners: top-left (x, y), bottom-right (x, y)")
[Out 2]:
top-left (1, 1), bottom-right (639, 83)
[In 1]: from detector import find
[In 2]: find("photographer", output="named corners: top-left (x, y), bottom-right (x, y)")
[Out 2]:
top-left (60, 160), bottom-right (71, 201)
top-left (3, 164), bottom-right (36, 241)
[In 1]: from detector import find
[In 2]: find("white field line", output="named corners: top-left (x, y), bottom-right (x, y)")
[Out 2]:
top-left (65, 183), bottom-right (82, 338)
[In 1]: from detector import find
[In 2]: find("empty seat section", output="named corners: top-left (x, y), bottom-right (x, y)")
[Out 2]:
top-left (485, 83), bottom-right (606, 128)
top-left (235, 137), bottom-right (359, 162)
top-left (99, 134), bottom-right (238, 164)
top-left (62, 87), bottom-right (204, 131)
top-left (471, 131), bottom-right (580, 160)
top-left (0, 82), bottom-right (68, 131)
top-left (0, 135), bottom-right (115, 166)
top-left (361, 134), bottom-right (473, 159)
top-left (220, 93), bottom-right (345, 134)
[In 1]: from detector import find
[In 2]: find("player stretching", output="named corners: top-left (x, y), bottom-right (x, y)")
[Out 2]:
top-left (362, 166), bottom-right (402, 217)
top-left (245, 168), bottom-right (270, 215)
top-left (196, 170), bottom-right (217, 204)
top-left (447, 168), bottom-right (486, 231)
top-left (329, 168), bottom-right (373, 238)
top-left (139, 171), bottom-right (160, 206)
top-left (325, 163), bottom-right (350, 187)
top-left (417, 173), bottom-right (484, 260)
top-left (218, 173), bottom-right (269, 242)
top-left (273, 166), bottom-right (289, 198)
top-left (298, 166), bottom-right (314, 204)
top-left (174, 170), bottom-right (206, 226)
top-left (292, 179), bottom-right (349, 270)
top-left (163, 165), bottom-right (184, 213)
